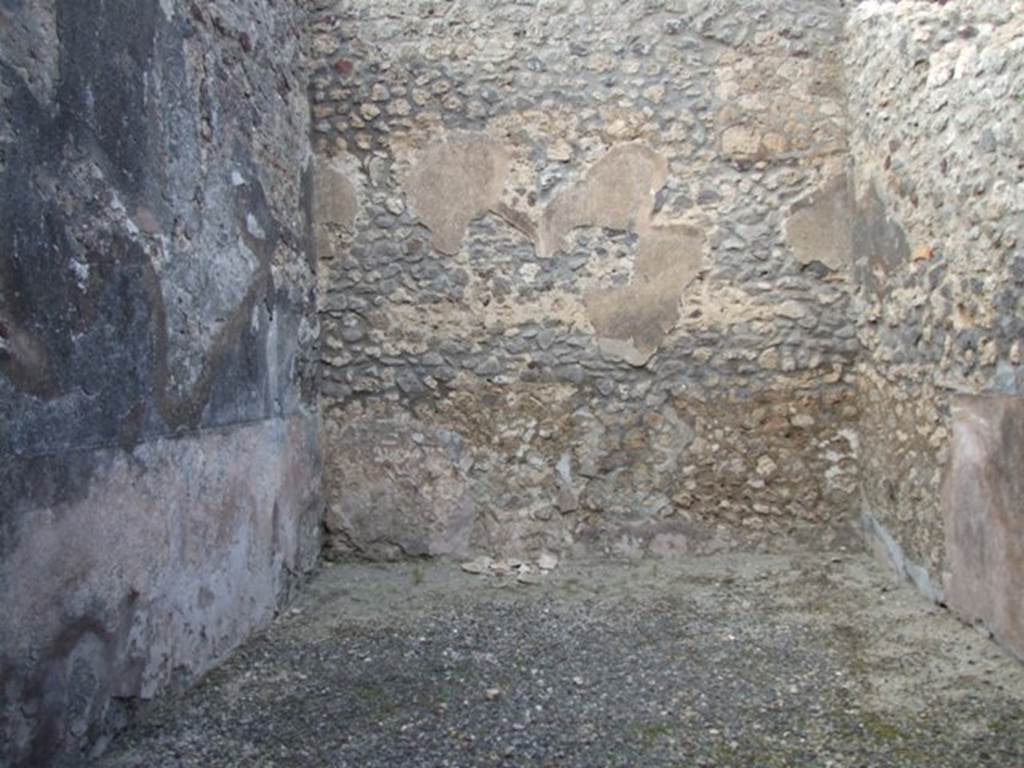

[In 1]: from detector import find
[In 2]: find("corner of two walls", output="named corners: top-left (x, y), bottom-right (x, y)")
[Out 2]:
top-left (3, 1), bottom-right (1018, 764)
top-left (1, 1), bottom-right (322, 764)
top-left (310, 1), bottom-right (862, 563)
top-left (844, 2), bottom-right (1024, 657)
top-left (311, 0), bottom-right (1024, 661)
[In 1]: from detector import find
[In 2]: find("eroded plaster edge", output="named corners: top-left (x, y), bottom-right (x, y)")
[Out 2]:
top-left (861, 497), bottom-right (944, 605)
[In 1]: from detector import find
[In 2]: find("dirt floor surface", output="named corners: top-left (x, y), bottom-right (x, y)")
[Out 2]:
top-left (98, 551), bottom-right (1024, 767)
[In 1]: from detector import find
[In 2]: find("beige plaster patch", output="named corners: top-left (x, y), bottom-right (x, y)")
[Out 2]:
top-left (585, 227), bottom-right (704, 367)
top-left (403, 132), bottom-right (511, 255)
top-left (313, 158), bottom-right (359, 230)
top-left (538, 143), bottom-right (668, 258)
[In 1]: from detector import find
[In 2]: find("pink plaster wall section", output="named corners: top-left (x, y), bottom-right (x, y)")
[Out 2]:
top-left (944, 396), bottom-right (1024, 659)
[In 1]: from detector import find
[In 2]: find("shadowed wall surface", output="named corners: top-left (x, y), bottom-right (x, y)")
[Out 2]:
top-left (0, 1), bottom-right (322, 764)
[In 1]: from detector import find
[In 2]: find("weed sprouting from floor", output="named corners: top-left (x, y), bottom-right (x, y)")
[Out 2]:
top-left (635, 720), bottom-right (674, 747)
top-left (861, 711), bottom-right (905, 742)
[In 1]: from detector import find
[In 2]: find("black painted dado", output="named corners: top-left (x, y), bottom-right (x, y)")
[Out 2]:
top-left (0, 1), bottom-right (319, 765)
top-left (0, 0), bottom-right (309, 467)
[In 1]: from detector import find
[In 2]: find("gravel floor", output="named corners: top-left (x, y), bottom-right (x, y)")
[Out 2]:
top-left (99, 552), bottom-right (1024, 767)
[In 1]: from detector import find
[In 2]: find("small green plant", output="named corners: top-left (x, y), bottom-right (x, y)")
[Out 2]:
top-left (861, 711), bottom-right (904, 742)
top-left (411, 565), bottom-right (424, 586)
top-left (635, 720), bottom-right (674, 747)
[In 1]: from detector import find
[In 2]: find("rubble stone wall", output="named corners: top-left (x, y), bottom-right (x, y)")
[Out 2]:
top-left (0, 1), bottom-right (322, 764)
top-left (9, 0), bottom-right (1023, 762)
top-left (310, 0), bottom-right (862, 560)
top-left (845, 1), bottom-right (1024, 654)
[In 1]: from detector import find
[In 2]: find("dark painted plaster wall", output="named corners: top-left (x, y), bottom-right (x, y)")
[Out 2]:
top-left (0, 1), bottom-right (321, 764)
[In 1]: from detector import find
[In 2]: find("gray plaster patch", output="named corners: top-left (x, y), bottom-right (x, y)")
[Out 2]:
top-left (853, 183), bottom-right (911, 296)
top-left (862, 505), bottom-right (942, 604)
top-left (313, 158), bottom-right (358, 229)
top-left (786, 174), bottom-right (854, 271)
